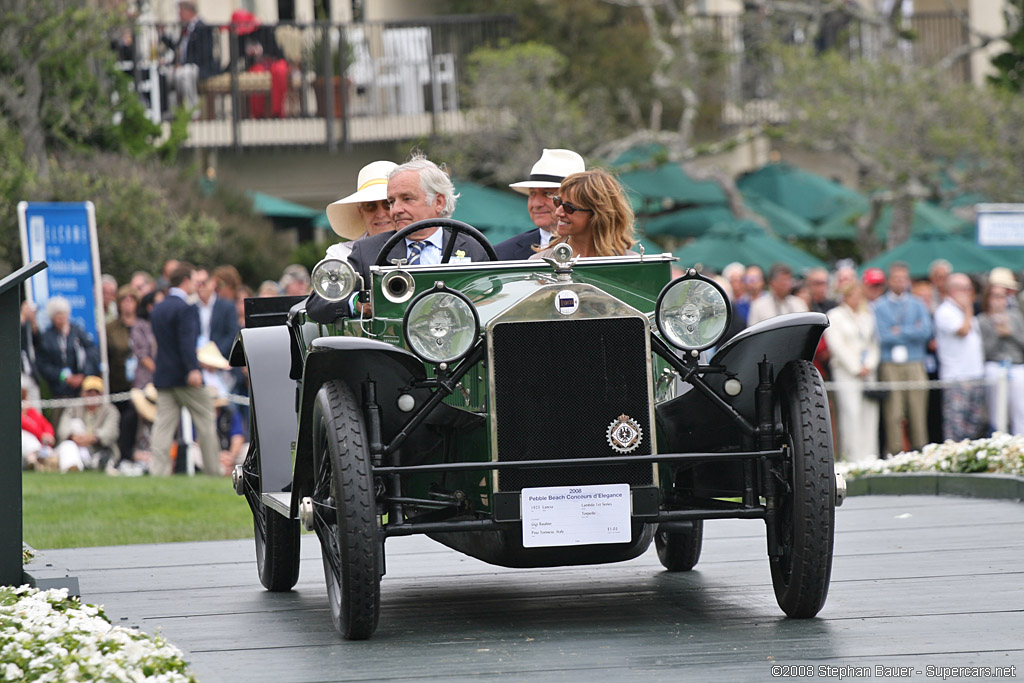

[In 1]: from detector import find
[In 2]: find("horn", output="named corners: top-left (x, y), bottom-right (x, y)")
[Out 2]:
top-left (381, 269), bottom-right (416, 303)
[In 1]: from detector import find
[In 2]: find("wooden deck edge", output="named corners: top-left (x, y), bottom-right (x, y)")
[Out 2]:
top-left (846, 472), bottom-right (1024, 502)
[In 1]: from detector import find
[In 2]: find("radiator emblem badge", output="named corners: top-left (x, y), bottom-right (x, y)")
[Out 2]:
top-left (607, 414), bottom-right (642, 453)
top-left (555, 289), bottom-right (579, 315)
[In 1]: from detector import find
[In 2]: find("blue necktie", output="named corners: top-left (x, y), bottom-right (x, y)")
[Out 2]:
top-left (407, 241), bottom-right (424, 265)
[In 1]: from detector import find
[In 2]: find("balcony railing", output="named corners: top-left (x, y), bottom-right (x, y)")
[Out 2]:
top-left (120, 11), bottom-right (972, 150)
top-left (124, 15), bottom-right (516, 150)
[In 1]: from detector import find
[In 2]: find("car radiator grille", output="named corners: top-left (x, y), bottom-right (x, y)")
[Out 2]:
top-left (490, 317), bottom-right (654, 492)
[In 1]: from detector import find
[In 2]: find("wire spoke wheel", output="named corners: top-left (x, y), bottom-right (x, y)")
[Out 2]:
top-left (770, 360), bottom-right (835, 618)
top-left (312, 380), bottom-right (381, 640)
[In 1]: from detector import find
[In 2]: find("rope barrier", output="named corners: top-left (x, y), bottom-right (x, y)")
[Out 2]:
top-left (21, 391), bottom-right (250, 410)
top-left (823, 376), bottom-right (990, 392)
top-left (22, 377), bottom-right (988, 412)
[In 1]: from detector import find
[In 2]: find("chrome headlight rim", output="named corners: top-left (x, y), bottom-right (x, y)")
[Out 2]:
top-left (402, 282), bottom-right (480, 365)
top-left (310, 258), bottom-right (358, 302)
top-left (655, 270), bottom-right (732, 352)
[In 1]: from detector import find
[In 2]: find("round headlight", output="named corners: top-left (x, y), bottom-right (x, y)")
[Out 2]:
top-left (656, 274), bottom-right (731, 351)
top-left (403, 284), bottom-right (479, 364)
top-left (311, 258), bottom-right (357, 302)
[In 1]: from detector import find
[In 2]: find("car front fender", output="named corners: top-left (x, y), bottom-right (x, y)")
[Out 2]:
top-left (706, 311), bottom-right (829, 423)
top-left (290, 337), bottom-right (430, 510)
top-left (232, 326), bottom-right (297, 494)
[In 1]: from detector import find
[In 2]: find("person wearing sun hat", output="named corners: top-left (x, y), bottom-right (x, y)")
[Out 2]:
top-left (324, 160), bottom-right (399, 262)
top-left (54, 375), bottom-right (121, 473)
top-left (495, 149), bottom-right (586, 260)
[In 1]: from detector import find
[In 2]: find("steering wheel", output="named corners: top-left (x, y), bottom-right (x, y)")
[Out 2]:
top-left (373, 218), bottom-right (498, 267)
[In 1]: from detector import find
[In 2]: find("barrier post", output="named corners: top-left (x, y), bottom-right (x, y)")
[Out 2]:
top-left (0, 261), bottom-right (47, 586)
top-left (995, 362), bottom-right (1010, 434)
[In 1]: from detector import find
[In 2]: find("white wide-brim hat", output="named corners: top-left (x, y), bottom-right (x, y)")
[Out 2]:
top-left (989, 266), bottom-right (1019, 291)
top-left (509, 149), bottom-right (586, 195)
top-left (326, 160), bottom-right (398, 240)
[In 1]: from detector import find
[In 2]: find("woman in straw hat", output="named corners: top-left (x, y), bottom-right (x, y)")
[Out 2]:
top-left (324, 160), bottom-right (398, 261)
top-left (531, 169), bottom-right (636, 259)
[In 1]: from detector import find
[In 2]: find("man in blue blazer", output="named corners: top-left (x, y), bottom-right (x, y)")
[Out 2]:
top-left (193, 267), bottom-right (240, 358)
top-left (495, 149), bottom-right (586, 261)
top-left (149, 263), bottom-right (221, 476)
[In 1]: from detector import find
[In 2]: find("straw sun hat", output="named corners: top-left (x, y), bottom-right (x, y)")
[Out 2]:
top-left (508, 149), bottom-right (586, 195)
top-left (326, 160), bottom-right (398, 241)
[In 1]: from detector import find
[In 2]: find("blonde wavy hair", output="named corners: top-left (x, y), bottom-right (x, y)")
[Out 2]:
top-left (548, 169), bottom-right (635, 257)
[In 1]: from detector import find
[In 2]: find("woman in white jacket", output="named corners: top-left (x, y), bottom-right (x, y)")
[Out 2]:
top-left (824, 281), bottom-right (881, 463)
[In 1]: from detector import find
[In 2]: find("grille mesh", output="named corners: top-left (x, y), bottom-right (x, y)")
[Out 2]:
top-left (491, 317), bottom-right (654, 492)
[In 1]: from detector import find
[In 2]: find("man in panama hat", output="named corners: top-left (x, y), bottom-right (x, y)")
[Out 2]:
top-left (495, 149), bottom-right (586, 260)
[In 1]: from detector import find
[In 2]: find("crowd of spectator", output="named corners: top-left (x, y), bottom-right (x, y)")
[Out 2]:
top-left (712, 259), bottom-right (1024, 464)
top-left (22, 247), bottom-right (1021, 473)
top-left (20, 260), bottom-right (312, 476)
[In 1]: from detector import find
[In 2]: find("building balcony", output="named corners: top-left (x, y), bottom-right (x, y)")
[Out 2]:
top-left (121, 11), bottom-right (974, 151)
top-left (124, 15), bottom-right (517, 150)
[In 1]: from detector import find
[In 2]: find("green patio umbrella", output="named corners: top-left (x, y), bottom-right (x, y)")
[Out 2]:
top-left (641, 196), bottom-right (814, 240)
top-left (450, 179), bottom-right (536, 243)
top-left (741, 192), bottom-right (816, 239)
top-left (673, 220), bottom-right (825, 273)
top-left (816, 201), bottom-right (972, 240)
top-left (737, 162), bottom-right (868, 225)
top-left (249, 190), bottom-right (321, 219)
top-left (860, 229), bottom-right (1006, 278)
top-left (619, 164), bottom-right (728, 214)
top-left (641, 205), bottom-right (735, 238)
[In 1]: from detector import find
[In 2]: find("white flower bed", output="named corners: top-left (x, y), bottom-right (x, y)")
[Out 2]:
top-left (0, 585), bottom-right (195, 682)
top-left (836, 432), bottom-right (1024, 479)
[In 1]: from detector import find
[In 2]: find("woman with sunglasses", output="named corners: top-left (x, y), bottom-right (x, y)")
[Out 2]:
top-left (532, 169), bottom-right (636, 258)
top-left (324, 160), bottom-right (399, 261)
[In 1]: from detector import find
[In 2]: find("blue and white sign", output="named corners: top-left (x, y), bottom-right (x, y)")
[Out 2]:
top-left (18, 202), bottom-right (106, 373)
top-left (977, 203), bottom-right (1024, 248)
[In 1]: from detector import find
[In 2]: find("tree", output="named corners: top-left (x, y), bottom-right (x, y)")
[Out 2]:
top-left (0, 1), bottom-right (289, 284)
top-left (431, 42), bottom-right (614, 185)
top-left (0, 0), bottom-right (130, 180)
top-left (989, 0), bottom-right (1024, 92)
top-left (769, 44), bottom-right (1024, 258)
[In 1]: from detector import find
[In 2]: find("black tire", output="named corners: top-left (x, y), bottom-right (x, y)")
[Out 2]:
top-left (770, 360), bottom-right (835, 618)
top-left (311, 380), bottom-right (381, 640)
top-left (655, 520), bottom-right (703, 571)
top-left (242, 412), bottom-right (300, 592)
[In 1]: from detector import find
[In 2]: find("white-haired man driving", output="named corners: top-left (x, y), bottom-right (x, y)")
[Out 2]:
top-left (306, 154), bottom-right (490, 323)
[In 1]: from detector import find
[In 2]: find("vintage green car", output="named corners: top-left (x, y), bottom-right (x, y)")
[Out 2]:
top-left (230, 219), bottom-right (843, 640)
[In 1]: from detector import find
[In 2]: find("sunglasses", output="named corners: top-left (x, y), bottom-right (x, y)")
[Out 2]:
top-left (552, 196), bottom-right (592, 215)
top-left (358, 200), bottom-right (389, 212)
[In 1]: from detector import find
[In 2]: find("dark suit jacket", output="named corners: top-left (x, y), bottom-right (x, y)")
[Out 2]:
top-left (209, 295), bottom-right (240, 358)
top-left (306, 228), bottom-right (492, 324)
top-left (495, 228), bottom-right (542, 261)
top-left (163, 20), bottom-right (219, 78)
top-left (36, 324), bottom-right (101, 398)
top-left (150, 294), bottom-right (201, 389)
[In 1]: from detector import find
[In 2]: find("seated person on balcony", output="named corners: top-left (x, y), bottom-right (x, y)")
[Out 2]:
top-left (162, 1), bottom-right (219, 114)
top-left (324, 160), bottom-right (398, 262)
top-left (230, 9), bottom-right (290, 119)
top-left (530, 169), bottom-right (636, 259)
top-left (497, 148), bottom-right (586, 260)
top-left (306, 154), bottom-right (490, 324)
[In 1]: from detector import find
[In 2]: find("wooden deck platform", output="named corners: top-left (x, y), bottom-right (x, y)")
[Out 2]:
top-left (28, 495), bottom-right (1024, 682)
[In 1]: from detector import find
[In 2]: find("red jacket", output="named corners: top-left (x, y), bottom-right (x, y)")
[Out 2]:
top-left (22, 407), bottom-right (54, 442)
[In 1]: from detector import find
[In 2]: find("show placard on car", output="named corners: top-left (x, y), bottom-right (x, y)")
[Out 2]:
top-left (521, 484), bottom-right (631, 547)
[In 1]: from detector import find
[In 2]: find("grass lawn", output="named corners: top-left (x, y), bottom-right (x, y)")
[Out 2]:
top-left (22, 471), bottom-right (255, 549)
